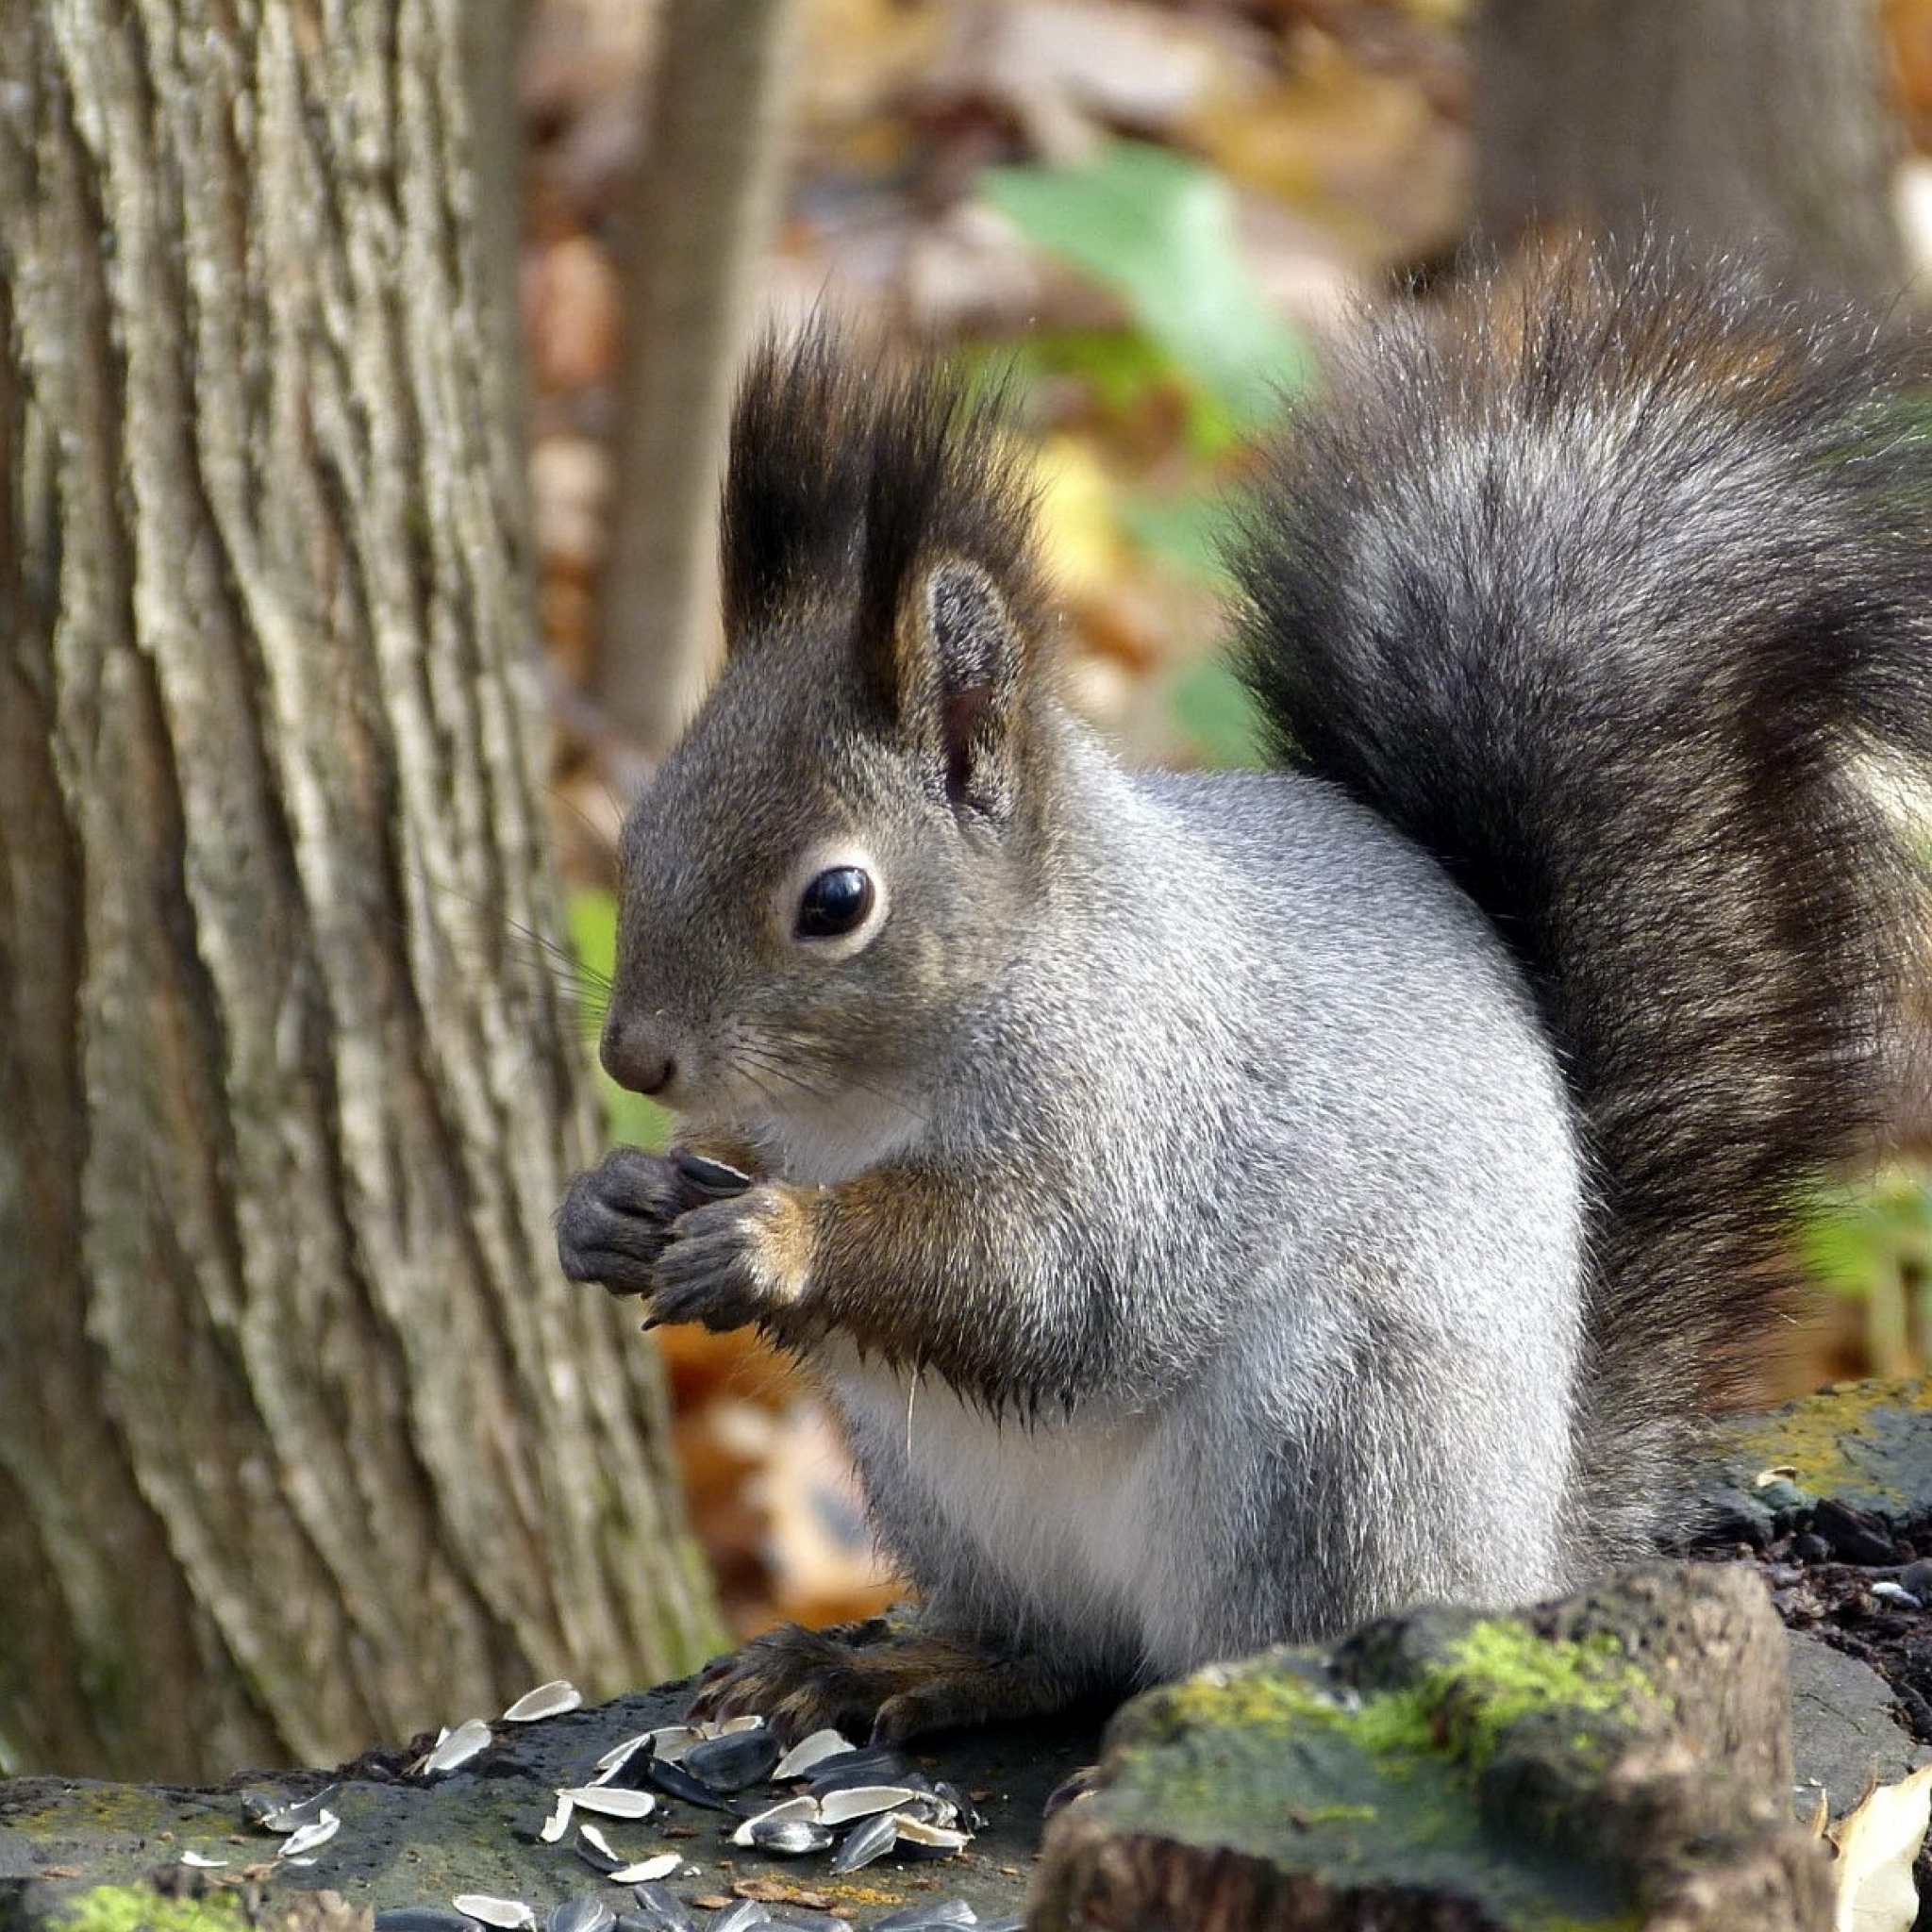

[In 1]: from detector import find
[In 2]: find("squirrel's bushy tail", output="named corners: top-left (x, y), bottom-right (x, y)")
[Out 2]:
top-left (1232, 254), bottom-right (1932, 1559)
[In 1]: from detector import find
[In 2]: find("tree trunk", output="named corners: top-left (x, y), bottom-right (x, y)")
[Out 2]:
top-left (1474, 0), bottom-right (1904, 303)
top-left (0, 0), bottom-right (721, 1783)
top-left (595, 0), bottom-right (804, 771)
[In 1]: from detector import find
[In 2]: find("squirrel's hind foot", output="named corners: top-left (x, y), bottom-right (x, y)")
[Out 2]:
top-left (687, 1613), bottom-right (1084, 1745)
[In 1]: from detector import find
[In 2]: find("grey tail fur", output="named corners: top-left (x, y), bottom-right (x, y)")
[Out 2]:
top-left (1231, 253), bottom-right (1932, 1561)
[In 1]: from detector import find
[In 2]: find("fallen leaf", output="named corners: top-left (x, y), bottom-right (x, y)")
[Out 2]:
top-left (1832, 1762), bottom-right (1932, 1932)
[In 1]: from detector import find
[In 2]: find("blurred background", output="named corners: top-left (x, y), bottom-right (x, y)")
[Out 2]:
top-left (526, 0), bottom-right (1932, 1656)
top-left (8, 0), bottom-right (1932, 1785)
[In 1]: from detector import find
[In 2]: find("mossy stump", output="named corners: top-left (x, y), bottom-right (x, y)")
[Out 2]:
top-left (1031, 1562), bottom-right (1832, 1932)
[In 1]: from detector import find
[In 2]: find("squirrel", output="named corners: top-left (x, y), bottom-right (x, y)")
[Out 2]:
top-left (557, 254), bottom-right (1932, 1745)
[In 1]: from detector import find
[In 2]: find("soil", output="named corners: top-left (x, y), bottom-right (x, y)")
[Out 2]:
top-left (1692, 1495), bottom-right (1932, 1747)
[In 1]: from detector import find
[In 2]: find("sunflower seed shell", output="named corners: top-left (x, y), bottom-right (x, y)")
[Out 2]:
top-left (558, 1785), bottom-right (658, 1821)
top-left (605, 1853), bottom-right (681, 1884)
top-left (504, 1679), bottom-right (584, 1724)
top-left (453, 1898), bottom-right (535, 1930)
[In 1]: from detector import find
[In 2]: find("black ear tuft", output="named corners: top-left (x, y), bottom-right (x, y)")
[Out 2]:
top-left (720, 325), bottom-right (1049, 708)
top-left (722, 330), bottom-right (865, 644)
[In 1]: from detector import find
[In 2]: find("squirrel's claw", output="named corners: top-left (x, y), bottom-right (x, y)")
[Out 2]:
top-left (687, 1616), bottom-right (1086, 1745)
top-left (647, 1185), bottom-right (811, 1334)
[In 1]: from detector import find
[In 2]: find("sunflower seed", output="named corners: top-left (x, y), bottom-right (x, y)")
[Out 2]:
top-left (872, 1905), bottom-right (977, 1931)
top-left (646, 1757), bottom-right (739, 1811)
top-left (544, 1899), bottom-right (616, 1932)
top-left (177, 1852), bottom-right (227, 1870)
top-left (708, 1906), bottom-right (773, 1932)
top-left (624, 1884), bottom-right (697, 1932)
top-left (930, 1783), bottom-right (984, 1831)
top-left (771, 1730), bottom-right (855, 1780)
top-left (505, 1679), bottom-right (585, 1724)
top-left (576, 1822), bottom-right (624, 1873)
top-left (827, 1811), bottom-right (897, 1873)
top-left (559, 1785), bottom-right (658, 1821)
top-left (748, 1817), bottom-right (835, 1856)
top-left (800, 1748), bottom-right (914, 1795)
top-left (674, 1151), bottom-right (753, 1199)
top-left (375, 1910), bottom-right (476, 1932)
top-left (278, 1811), bottom-right (341, 1858)
top-left (641, 1724), bottom-right (702, 1765)
top-left (888, 1815), bottom-right (970, 1855)
top-left (453, 1898), bottom-right (535, 1930)
top-left (592, 1733), bottom-right (658, 1782)
top-left (422, 1718), bottom-right (494, 1777)
top-left (540, 1795), bottom-right (575, 1844)
top-left (730, 1796), bottom-right (819, 1847)
top-left (815, 1787), bottom-right (925, 1827)
top-left (606, 1853), bottom-right (681, 1885)
top-left (681, 1725), bottom-right (781, 1792)
top-left (246, 1785), bottom-right (341, 1833)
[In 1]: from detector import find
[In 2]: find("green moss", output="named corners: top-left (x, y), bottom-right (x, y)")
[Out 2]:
top-left (1708, 1374), bottom-right (1932, 1508)
top-left (1421, 1622), bottom-right (1655, 1772)
top-left (54, 1886), bottom-right (250, 1932)
top-left (1150, 1623), bottom-right (1651, 1776)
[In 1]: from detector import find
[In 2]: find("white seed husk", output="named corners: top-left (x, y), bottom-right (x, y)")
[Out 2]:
top-left (540, 1794), bottom-right (574, 1844)
top-left (454, 1897), bottom-right (535, 1929)
top-left (641, 1724), bottom-right (700, 1765)
top-left (589, 1733), bottom-right (654, 1783)
top-left (731, 1795), bottom-right (821, 1846)
top-left (422, 1718), bottom-right (493, 1776)
top-left (773, 1729), bottom-right (856, 1779)
top-left (278, 1811), bottom-right (341, 1858)
top-left (576, 1822), bottom-right (620, 1864)
top-left (503, 1678), bottom-right (584, 1724)
top-left (558, 1785), bottom-right (658, 1821)
top-left (178, 1852), bottom-right (227, 1869)
top-left (711, 1714), bottom-right (765, 1737)
top-left (250, 1785), bottom-right (342, 1834)
top-left (606, 1853), bottom-right (681, 1885)
top-left (891, 1815), bottom-right (971, 1851)
top-left (816, 1785), bottom-right (927, 1826)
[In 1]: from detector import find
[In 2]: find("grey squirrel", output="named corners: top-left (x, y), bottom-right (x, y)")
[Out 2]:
top-left (557, 255), bottom-right (1932, 1744)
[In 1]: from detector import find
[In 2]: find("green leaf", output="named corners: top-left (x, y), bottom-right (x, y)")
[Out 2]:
top-left (1121, 486), bottom-right (1249, 586)
top-left (981, 142), bottom-right (1311, 430)
top-left (1169, 659), bottom-right (1267, 769)
top-left (566, 886), bottom-right (672, 1151)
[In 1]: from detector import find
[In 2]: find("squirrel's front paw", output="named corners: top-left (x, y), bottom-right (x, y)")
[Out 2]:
top-left (648, 1185), bottom-right (813, 1334)
top-left (690, 1618), bottom-right (1077, 1744)
top-left (556, 1147), bottom-right (689, 1296)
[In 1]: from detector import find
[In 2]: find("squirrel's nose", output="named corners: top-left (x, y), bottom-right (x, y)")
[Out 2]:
top-left (601, 1014), bottom-right (676, 1096)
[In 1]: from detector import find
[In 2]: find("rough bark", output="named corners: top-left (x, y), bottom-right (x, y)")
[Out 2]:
top-left (1475, 0), bottom-right (1904, 303)
top-left (0, 0), bottom-right (720, 1782)
top-left (594, 0), bottom-right (804, 770)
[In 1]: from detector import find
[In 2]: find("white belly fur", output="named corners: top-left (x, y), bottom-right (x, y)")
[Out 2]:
top-left (825, 1350), bottom-right (1174, 1669)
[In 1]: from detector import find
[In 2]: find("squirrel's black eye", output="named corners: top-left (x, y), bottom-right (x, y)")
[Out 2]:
top-left (796, 866), bottom-right (875, 940)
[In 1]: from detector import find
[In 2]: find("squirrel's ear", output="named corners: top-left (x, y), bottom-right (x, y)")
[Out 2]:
top-left (882, 558), bottom-right (1029, 822)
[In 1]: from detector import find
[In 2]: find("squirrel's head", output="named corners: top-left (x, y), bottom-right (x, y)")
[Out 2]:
top-left (603, 329), bottom-right (1060, 1143)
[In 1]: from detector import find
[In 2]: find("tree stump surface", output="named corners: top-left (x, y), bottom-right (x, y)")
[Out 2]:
top-left (1030, 1564), bottom-right (1831, 1932)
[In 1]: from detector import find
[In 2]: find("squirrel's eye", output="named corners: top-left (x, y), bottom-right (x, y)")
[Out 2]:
top-left (796, 866), bottom-right (875, 940)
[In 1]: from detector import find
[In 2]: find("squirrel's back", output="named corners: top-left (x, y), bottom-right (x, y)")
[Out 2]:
top-left (1233, 255), bottom-right (1932, 1560)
